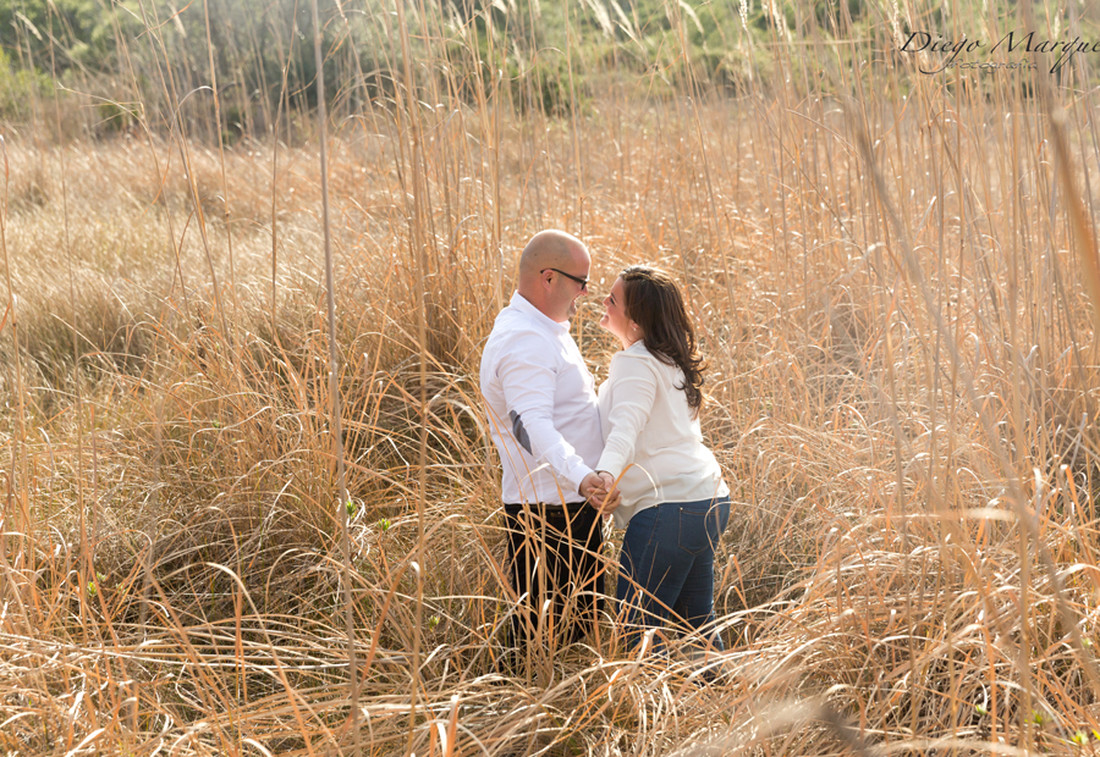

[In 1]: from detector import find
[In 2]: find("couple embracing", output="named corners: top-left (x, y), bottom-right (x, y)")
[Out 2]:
top-left (481, 229), bottom-right (730, 653)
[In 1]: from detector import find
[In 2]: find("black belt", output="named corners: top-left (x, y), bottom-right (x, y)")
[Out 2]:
top-left (504, 502), bottom-right (586, 511)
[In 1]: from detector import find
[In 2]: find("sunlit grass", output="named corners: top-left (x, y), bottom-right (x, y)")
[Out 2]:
top-left (4, 0), bottom-right (1100, 754)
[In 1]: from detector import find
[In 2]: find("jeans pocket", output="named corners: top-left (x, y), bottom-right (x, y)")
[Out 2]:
top-left (678, 499), bottom-right (730, 555)
top-left (677, 506), bottom-right (709, 556)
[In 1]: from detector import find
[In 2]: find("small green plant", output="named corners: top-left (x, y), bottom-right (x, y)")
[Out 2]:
top-left (377, 517), bottom-right (391, 532)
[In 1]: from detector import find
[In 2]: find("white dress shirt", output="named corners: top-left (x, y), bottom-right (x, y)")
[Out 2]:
top-left (480, 292), bottom-right (603, 504)
top-left (596, 340), bottom-right (729, 528)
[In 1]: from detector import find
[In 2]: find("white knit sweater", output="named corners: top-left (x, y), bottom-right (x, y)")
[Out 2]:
top-left (595, 341), bottom-right (729, 528)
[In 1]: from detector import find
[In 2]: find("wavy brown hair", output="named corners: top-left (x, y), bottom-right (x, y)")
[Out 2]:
top-left (619, 265), bottom-right (707, 414)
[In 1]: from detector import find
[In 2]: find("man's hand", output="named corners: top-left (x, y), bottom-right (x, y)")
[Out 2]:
top-left (579, 471), bottom-right (604, 500)
top-left (580, 471), bottom-right (621, 514)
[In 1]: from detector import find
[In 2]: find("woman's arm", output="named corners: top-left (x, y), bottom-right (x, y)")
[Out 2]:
top-left (595, 353), bottom-right (658, 478)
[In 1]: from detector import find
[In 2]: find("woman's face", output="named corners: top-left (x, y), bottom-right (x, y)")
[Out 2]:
top-left (600, 276), bottom-right (639, 347)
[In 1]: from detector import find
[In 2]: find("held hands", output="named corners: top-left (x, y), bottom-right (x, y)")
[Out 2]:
top-left (595, 471), bottom-right (621, 513)
top-left (580, 471), bottom-right (621, 514)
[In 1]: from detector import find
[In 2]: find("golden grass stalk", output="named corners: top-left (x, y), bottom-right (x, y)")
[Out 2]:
top-left (310, 0), bottom-right (359, 748)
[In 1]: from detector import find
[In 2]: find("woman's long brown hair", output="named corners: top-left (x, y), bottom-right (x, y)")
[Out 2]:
top-left (620, 265), bottom-right (706, 414)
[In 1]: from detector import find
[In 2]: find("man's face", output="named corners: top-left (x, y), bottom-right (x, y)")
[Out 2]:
top-left (546, 248), bottom-right (591, 322)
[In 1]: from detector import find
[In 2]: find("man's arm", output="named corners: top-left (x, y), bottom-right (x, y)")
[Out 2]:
top-left (495, 343), bottom-right (595, 496)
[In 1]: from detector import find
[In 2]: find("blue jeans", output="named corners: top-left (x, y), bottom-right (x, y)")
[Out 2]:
top-left (617, 496), bottom-right (730, 650)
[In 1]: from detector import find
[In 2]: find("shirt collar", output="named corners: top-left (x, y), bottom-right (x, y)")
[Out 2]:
top-left (510, 291), bottom-right (569, 332)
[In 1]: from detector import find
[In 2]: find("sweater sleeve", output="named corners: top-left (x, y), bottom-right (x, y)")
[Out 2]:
top-left (596, 352), bottom-right (657, 478)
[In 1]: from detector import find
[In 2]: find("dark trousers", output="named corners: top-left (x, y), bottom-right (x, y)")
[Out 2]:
top-left (503, 501), bottom-right (604, 647)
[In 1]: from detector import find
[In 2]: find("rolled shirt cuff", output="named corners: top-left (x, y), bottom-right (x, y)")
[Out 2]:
top-left (565, 462), bottom-right (597, 495)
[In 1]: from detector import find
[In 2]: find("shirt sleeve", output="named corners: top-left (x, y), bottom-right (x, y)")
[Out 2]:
top-left (596, 353), bottom-right (657, 477)
top-left (495, 336), bottom-right (594, 494)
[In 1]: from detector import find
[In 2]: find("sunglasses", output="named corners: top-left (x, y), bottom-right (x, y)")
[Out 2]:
top-left (542, 267), bottom-right (589, 290)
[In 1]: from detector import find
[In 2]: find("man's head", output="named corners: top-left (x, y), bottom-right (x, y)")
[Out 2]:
top-left (517, 229), bottom-right (591, 322)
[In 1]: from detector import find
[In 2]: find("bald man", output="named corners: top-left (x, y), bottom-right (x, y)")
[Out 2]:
top-left (481, 229), bottom-right (616, 648)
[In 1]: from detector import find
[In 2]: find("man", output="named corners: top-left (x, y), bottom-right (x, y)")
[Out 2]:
top-left (480, 229), bottom-right (617, 647)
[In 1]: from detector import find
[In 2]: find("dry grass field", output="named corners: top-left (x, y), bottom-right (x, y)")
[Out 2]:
top-left (5, 0), bottom-right (1100, 754)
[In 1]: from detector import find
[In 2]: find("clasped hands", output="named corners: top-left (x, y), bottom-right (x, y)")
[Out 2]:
top-left (580, 470), bottom-right (621, 514)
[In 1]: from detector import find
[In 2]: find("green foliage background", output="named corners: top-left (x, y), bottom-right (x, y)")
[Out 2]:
top-left (0, 0), bottom-right (879, 139)
top-left (3, 0), bottom-right (1099, 140)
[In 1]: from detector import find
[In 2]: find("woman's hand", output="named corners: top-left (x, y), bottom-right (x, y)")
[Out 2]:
top-left (582, 470), bottom-right (621, 514)
top-left (580, 471), bottom-right (619, 512)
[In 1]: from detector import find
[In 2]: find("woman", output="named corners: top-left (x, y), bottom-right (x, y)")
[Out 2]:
top-left (594, 265), bottom-right (730, 651)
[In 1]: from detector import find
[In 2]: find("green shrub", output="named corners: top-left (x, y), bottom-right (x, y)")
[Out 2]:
top-left (0, 47), bottom-right (52, 122)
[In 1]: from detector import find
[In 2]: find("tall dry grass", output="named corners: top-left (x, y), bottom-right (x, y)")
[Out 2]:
top-left (4, 0), bottom-right (1100, 754)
